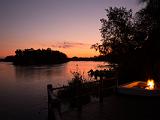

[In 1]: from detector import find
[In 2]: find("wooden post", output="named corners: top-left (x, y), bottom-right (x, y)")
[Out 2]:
top-left (99, 77), bottom-right (103, 103)
top-left (47, 84), bottom-right (53, 108)
top-left (115, 78), bottom-right (118, 93)
top-left (47, 84), bottom-right (56, 120)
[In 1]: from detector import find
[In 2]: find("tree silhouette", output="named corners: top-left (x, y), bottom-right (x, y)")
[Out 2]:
top-left (92, 2), bottom-right (160, 83)
top-left (14, 48), bottom-right (68, 65)
top-left (92, 7), bottom-right (139, 63)
top-left (136, 0), bottom-right (160, 81)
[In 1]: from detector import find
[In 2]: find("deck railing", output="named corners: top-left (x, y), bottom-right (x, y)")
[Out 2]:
top-left (47, 77), bottom-right (117, 120)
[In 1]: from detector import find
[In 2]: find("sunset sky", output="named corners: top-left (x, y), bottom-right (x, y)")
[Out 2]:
top-left (0, 0), bottom-right (142, 58)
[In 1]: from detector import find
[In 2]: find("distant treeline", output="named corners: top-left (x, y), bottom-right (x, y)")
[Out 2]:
top-left (1, 48), bottom-right (109, 65)
top-left (69, 55), bottom-right (108, 61)
top-left (2, 48), bottom-right (68, 65)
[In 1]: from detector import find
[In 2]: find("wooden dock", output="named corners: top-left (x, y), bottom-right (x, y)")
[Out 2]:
top-left (47, 78), bottom-right (117, 120)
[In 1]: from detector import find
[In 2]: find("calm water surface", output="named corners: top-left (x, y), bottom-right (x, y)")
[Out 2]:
top-left (0, 61), bottom-right (107, 120)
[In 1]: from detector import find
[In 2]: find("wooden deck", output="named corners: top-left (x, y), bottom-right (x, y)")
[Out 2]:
top-left (47, 78), bottom-right (117, 120)
top-left (47, 78), bottom-right (160, 120)
top-left (61, 95), bottom-right (160, 120)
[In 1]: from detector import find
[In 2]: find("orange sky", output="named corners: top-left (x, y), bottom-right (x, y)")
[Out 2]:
top-left (0, 47), bottom-right (99, 58)
top-left (0, 0), bottom-right (141, 58)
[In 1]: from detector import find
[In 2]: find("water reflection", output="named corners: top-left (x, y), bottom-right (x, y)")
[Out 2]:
top-left (14, 61), bottom-right (107, 86)
top-left (0, 61), bottom-right (107, 120)
top-left (15, 65), bottom-right (57, 81)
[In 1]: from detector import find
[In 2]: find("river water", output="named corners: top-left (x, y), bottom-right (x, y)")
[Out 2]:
top-left (0, 61), bottom-right (107, 120)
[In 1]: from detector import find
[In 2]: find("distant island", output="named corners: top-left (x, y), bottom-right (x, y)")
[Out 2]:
top-left (1, 48), bottom-right (109, 65)
top-left (2, 48), bottom-right (68, 65)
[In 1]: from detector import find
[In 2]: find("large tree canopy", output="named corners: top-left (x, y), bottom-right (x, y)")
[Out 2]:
top-left (92, 7), bottom-right (141, 63)
top-left (92, 1), bottom-right (160, 82)
top-left (137, 0), bottom-right (160, 57)
top-left (135, 0), bottom-right (160, 81)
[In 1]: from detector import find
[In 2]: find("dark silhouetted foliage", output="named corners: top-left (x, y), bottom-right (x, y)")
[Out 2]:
top-left (2, 55), bottom-right (15, 62)
top-left (92, 2), bottom-right (160, 83)
top-left (57, 71), bottom-right (91, 108)
top-left (91, 7), bottom-right (142, 83)
top-left (91, 7), bottom-right (137, 62)
top-left (69, 55), bottom-right (108, 61)
top-left (13, 48), bottom-right (68, 65)
top-left (135, 0), bottom-right (160, 81)
top-left (88, 69), bottom-right (115, 80)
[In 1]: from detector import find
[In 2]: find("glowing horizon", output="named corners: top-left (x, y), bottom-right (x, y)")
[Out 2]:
top-left (0, 46), bottom-right (99, 58)
top-left (0, 0), bottom-right (142, 58)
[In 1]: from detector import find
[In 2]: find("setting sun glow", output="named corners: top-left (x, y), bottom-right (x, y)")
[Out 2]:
top-left (0, 0), bottom-right (141, 58)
